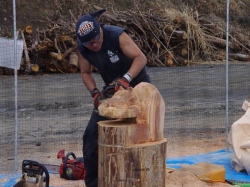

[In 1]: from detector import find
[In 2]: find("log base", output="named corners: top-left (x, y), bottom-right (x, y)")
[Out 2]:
top-left (98, 120), bottom-right (167, 187)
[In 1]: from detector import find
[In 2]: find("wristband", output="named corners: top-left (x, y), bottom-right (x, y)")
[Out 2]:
top-left (90, 88), bottom-right (99, 97)
top-left (123, 72), bottom-right (133, 83)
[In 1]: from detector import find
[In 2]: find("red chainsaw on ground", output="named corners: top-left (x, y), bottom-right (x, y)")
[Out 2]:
top-left (58, 149), bottom-right (86, 180)
top-left (44, 149), bottom-right (86, 180)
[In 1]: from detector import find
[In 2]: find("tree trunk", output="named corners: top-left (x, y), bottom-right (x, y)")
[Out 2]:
top-left (98, 119), bottom-right (167, 187)
top-left (98, 82), bottom-right (166, 187)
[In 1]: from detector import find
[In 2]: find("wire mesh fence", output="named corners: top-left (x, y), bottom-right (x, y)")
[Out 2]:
top-left (1, 0), bottom-right (250, 175)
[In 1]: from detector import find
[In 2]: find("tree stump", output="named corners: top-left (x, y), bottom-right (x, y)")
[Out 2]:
top-left (98, 82), bottom-right (167, 187)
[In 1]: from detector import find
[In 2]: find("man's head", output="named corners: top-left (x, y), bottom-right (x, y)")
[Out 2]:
top-left (76, 9), bottom-right (105, 51)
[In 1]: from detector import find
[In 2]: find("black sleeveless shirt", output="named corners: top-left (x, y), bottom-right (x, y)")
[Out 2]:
top-left (77, 25), bottom-right (149, 87)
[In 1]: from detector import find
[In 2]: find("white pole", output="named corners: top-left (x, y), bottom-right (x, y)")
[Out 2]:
top-left (225, 0), bottom-right (230, 151)
top-left (13, 0), bottom-right (18, 173)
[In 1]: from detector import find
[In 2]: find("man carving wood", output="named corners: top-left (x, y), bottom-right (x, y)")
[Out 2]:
top-left (75, 8), bottom-right (151, 187)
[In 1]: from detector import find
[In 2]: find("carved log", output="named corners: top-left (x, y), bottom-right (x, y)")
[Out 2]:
top-left (99, 83), bottom-right (165, 141)
top-left (98, 83), bottom-right (166, 187)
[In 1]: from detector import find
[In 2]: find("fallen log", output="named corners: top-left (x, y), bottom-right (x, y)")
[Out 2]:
top-left (60, 59), bottom-right (69, 72)
top-left (174, 56), bottom-right (188, 66)
top-left (68, 52), bottom-right (79, 73)
top-left (228, 53), bottom-right (250, 61)
top-left (206, 35), bottom-right (241, 51)
top-left (36, 38), bottom-right (55, 53)
top-left (172, 30), bottom-right (188, 40)
top-left (174, 47), bottom-right (188, 57)
top-left (21, 30), bottom-right (39, 74)
top-left (165, 52), bottom-right (175, 67)
top-left (20, 30), bottom-right (31, 65)
top-left (24, 25), bottom-right (33, 34)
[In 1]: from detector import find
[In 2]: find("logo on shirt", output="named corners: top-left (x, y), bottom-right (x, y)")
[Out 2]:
top-left (77, 21), bottom-right (94, 36)
top-left (107, 50), bottom-right (114, 56)
top-left (107, 50), bottom-right (119, 63)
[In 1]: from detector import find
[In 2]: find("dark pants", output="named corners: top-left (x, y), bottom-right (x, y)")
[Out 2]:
top-left (83, 73), bottom-right (151, 187)
top-left (83, 110), bottom-right (108, 187)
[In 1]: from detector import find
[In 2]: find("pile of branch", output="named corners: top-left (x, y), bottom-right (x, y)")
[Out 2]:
top-left (1, 2), bottom-right (250, 75)
top-left (98, 3), bottom-right (250, 67)
top-left (18, 16), bottom-right (79, 74)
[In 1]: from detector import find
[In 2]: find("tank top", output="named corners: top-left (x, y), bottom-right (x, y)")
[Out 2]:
top-left (77, 25), bottom-right (148, 87)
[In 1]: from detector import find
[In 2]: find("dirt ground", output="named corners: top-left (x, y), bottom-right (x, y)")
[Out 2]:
top-left (1, 62), bottom-right (250, 186)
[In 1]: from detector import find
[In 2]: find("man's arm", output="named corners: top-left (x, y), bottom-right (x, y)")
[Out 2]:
top-left (119, 32), bottom-right (147, 78)
top-left (78, 52), bottom-right (97, 92)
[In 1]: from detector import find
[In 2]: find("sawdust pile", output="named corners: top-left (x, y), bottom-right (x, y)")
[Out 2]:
top-left (48, 169), bottom-right (238, 187)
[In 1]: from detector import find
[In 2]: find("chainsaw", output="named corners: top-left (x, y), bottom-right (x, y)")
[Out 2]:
top-left (101, 85), bottom-right (116, 99)
top-left (57, 149), bottom-right (86, 180)
top-left (13, 160), bottom-right (49, 187)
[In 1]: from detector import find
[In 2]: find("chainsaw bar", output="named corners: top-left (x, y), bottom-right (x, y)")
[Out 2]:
top-left (43, 164), bottom-right (60, 174)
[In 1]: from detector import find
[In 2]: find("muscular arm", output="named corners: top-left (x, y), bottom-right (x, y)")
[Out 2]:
top-left (119, 32), bottom-right (147, 78)
top-left (78, 52), bottom-right (97, 92)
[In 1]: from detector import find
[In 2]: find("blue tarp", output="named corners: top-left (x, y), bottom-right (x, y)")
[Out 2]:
top-left (166, 149), bottom-right (250, 183)
top-left (0, 174), bottom-right (20, 187)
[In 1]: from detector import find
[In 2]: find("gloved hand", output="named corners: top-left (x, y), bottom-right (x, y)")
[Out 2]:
top-left (90, 88), bottom-right (101, 108)
top-left (113, 77), bottom-right (129, 91)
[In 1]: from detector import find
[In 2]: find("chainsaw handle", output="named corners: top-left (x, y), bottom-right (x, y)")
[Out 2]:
top-left (22, 160), bottom-right (50, 187)
top-left (38, 163), bottom-right (50, 187)
top-left (22, 160), bottom-right (41, 175)
top-left (63, 152), bottom-right (77, 179)
top-left (103, 85), bottom-right (116, 99)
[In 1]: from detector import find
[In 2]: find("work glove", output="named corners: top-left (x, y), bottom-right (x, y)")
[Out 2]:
top-left (113, 73), bottom-right (133, 91)
top-left (113, 77), bottom-right (130, 91)
top-left (90, 88), bottom-right (101, 108)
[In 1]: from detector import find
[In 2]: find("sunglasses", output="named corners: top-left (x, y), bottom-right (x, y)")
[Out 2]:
top-left (82, 33), bottom-right (101, 46)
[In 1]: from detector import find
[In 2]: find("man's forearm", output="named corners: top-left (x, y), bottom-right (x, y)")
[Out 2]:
top-left (127, 55), bottom-right (147, 78)
top-left (81, 72), bottom-right (97, 92)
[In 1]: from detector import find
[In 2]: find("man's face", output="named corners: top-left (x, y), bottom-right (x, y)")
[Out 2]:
top-left (83, 28), bottom-right (103, 52)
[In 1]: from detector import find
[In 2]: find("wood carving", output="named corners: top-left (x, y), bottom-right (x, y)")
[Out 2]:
top-left (98, 82), bottom-right (166, 187)
top-left (98, 82), bottom-right (165, 141)
top-left (98, 87), bottom-right (141, 119)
